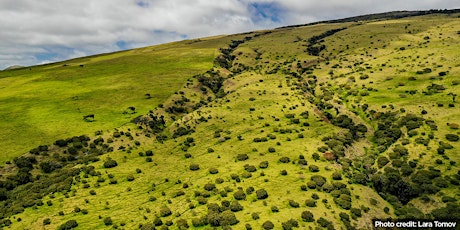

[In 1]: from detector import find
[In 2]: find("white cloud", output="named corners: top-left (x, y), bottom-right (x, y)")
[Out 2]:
top-left (0, 0), bottom-right (459, 69)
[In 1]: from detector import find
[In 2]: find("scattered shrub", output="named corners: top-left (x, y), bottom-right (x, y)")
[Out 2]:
top-left (209, 168), bottom-right (219, 174)
top-left (301, 210), bottom-right (315, 222)
top-left (233, 190), bottom-right (246, 200)
top-left (446, 134), bottom-right (459, 142)
top-left (189, 164), bottom-right (200, 171)
top-left (289, 199), bottom-right (300, 208)
top-left (305, 199), bottom-right (316, 207)
top-left (59, 220), bottom-right (78, 230)
top-left (259, 161), bottom-right (269, 168)
top-left (256, 189), bottom-right (269, 200)
top-left (103, 217), bottom-right (112, 226)
top-left (103, 158), bottom-right (118, 168)
top-left (160, 207), bottom-right (172, 217)
top-left (262, 220), bottom-right (275, 230)
top-left (204, 183), bottom-right (216, 191)
top-left (43, 218), bottom-right (51, 225)
top-left (309, 165), bottom-right (319, 172)
top-left (237, 153), bottom-right (249, 161)
top-left (279, 156), bottom-right (290, 163)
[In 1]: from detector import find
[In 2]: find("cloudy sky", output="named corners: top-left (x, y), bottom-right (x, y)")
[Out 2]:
top-left (1, 0), bottom-right (459, 69)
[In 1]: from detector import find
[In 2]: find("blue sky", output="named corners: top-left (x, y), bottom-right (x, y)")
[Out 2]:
top-left (0, 0), bottom-right (459, 69)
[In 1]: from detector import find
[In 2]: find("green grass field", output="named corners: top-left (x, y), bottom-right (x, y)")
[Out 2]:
top-left (0, 41), bottom-right (223, 163)
top-left (1, 12), bottom-right (459, 230)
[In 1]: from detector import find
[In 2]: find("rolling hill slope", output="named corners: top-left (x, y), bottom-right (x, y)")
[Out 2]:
top-left (0, 10), bottom-right (459, 230)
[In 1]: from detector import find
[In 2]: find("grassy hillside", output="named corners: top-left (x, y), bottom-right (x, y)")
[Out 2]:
top-left (0, 11), bottom-right (459, 230)
top-left (0, 39), bottom-right (224, 163)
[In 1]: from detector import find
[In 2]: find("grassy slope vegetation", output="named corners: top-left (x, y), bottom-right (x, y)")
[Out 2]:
top-left (0, 39), bottom-right (223, 163)
top-left (1, 11), bottom-right (460, 230)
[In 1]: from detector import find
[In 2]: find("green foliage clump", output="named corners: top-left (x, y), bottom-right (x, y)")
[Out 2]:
top-left (289, 199), bottom-right (300, 208)
top-left (237, 153), bottom-right (249, 161)
top-left (309, 165), bottom-right (320, 172)
top-left (204, 183), bottom-right (216, 191)
top-left (103, 158), bottom-right (118, 168)
top-left (160, 206), bottom-right (172, 217)
top-left (256, 189), bottom-right (269, 200)
top-left (259, 161), bottom-right (269, 169)
top-left (209, 168), bottom-right (219, 174)
top-left (446, 134), bottom-right (459, 142)
top-left (279, 156), bottom-right (290, 163)
top-left (189, 164), bottom-right (200, 171)
top-left (282, 219), bottom-right (299, 230)
top-left (262, 220), bottom-right (275, 230)
top-left (233, 190), bottom-right (246, 200)
top-left (59, 220), bottom-right (78, 230)
top-left (301, 210), bottom-right (314, 222)
top-left (103, 217), bottom-right (112, 226)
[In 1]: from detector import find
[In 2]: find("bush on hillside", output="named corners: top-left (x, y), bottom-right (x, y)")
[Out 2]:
top-left (59, 220), bottom-right (78, 230)
top-left (256, 189), bottom-right (268, 200)
top-left (103, 158), bottom-right (118, 168)
top-left (301, 210), bottom-right (315, 222)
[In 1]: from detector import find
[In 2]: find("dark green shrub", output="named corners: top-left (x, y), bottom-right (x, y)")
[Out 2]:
top-left (282, 219), bottom-right (299, 230)
top-left (289, 199), bottom-right (300, 208)
top-left (160, 207), bottom-right (172, 217)
top-left (103, 217), bottom-right (112, 226)
top-left (59, 220), bottom-right (78, 229)
top-left (244, 164), bottom-right (257, 172)
top-left (252, 212), bottom-right (260, 220)
top-left (317, 217), bottom-right (331, 228)
top-left (233, 190), bottom-right (246, 200)
top-left (311, 175), bottom-right (326, 187)
top-left (259, 161), bottom-right (269, 168)
top-left (279, 157), bottom-right (290, 163)
top-left (220, 210), bottom-right (239, 226)
top-left (189, 164), bottom-right (200, 171)
top-left (309, 165), bottom-right (319, 172)
top-left (209, 168), bottom-right (219, 174)
top-left (271, 206), bottom-right (279, 212)
top-left (43, 218), bottom-right (51, 225)
top-left (298, 159), bottom-right (307, 165)
top-left (305, 199), bottom-right (316, 207)
top-left (55, 139), bottom-right (68, 147)
top-left (446, 134), bottom-right (459, 142)
top-left (230, 201), bottom-right (243, 212)
top-left (103, 158), bottom-right (118, 168)
top-left (332, 172), bottom-right (342, 180)
top-left (262, 221), bottom-right (274, 230)
top-left (351, 208), bottom-right (362, 218)
top-left (176, 219), bottom-right (189, 229)
top-left (256, 189), bottom-right (268, 199)
top-left (237, 153), bottom-right (249, 161)
top-left (377, 156), bottom-right (390, 168)
top-left (300, 185), bottom-right (307, 191)
top-left (301, 210), bottom-right (314, 222)
top-left (204, 183), bottom-right (216, 191)
top-left (197, 196), bottom-right (207, 205)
